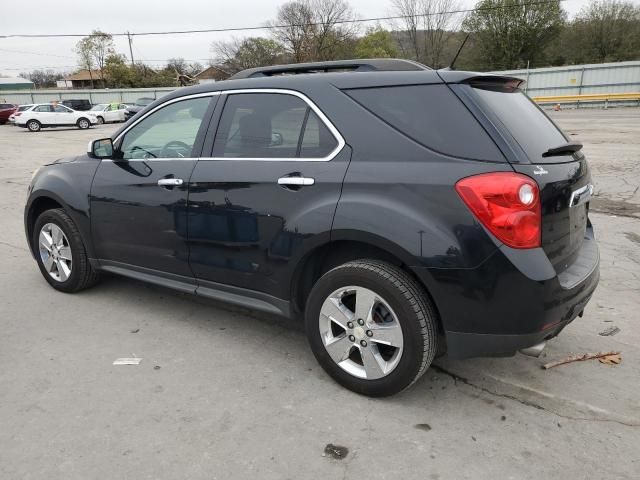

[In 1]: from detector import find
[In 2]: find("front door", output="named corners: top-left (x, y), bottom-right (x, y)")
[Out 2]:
top-left (188, 91), bottom-right (349, 300)
top-left (53, 104), bottom-right (75, 125)
top-left (90, 95), bottom-right (216, 278)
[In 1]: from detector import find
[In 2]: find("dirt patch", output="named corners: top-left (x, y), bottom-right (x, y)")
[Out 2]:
top-left (590, 197), bottom-right (640, 218)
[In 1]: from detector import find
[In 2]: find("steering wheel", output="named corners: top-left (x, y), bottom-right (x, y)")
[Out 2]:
top-left (160, 140), bottom-right (192, 158)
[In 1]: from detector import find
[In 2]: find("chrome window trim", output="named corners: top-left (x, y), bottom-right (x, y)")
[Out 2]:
top-left (111, 88), bottom-right (344, 163)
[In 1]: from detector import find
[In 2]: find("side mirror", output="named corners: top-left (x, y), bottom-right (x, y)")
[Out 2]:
top-left (271, 132), bottom-right (284, 146)
top-left (88, 137), bottom-right (114, 159)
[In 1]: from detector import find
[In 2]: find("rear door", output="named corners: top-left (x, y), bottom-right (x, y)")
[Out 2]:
top-left (458, 80), bottom-right (594, 274)
top-left (31, 104), bottom-right (56, 125)
top-left (188, 90), bottom-right (349, 300)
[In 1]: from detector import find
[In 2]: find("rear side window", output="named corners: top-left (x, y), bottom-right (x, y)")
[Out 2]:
top-left (213, 93), bottom-right (338, 159)
top-left (34, 105), bottom-right (52, 113)
top-left (345, 84), bottom-right (503, 161)
top-left (471, 87), bottom-right (569, 163)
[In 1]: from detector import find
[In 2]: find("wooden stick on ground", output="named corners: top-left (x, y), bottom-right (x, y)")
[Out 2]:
top-left (542, 351), bottom-right (621, 370)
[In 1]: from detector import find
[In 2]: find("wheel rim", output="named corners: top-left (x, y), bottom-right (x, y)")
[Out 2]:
top-left (79, 119), bottom-right (89, 128)
top-left (28, 121), bottom-right (38, 131)
top-left (319, 286), bottom-right (404, 380)
top-left (38, 223), bottom-right (72, 282)
top-left (97, 117), bottom-right (104, 124)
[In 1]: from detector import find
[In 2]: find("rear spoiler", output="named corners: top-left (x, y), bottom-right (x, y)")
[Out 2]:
top-left (437, 71), bottom-right (526, 91)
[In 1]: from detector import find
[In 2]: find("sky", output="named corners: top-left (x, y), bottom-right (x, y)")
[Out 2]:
top-left (0, 0), bottom-right (601, 77)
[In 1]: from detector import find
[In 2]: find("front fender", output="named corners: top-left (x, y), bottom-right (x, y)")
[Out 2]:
top-left (25, 157), bottom-right (99, 259)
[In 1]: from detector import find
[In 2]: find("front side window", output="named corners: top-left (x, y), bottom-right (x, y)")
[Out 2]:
top-left (119, 97), bottom-right (212, 160)
top-left (213, 93), bottom-right (338, 159)
top-left (53, 105), bottom-right (71, 113)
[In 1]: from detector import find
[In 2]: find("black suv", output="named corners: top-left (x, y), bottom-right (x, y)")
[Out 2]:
top-left (61, 99), bottom-right (92, 111)
top-left (25, 60), bottom-right (599, 396)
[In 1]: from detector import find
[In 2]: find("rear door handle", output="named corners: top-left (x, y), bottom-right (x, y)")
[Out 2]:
top-left (277, 176), bottom-right (315, 186)
top-left (157, 178), bottom-right (184, 187)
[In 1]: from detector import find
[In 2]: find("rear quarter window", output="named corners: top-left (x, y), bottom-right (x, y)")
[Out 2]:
top-left (344, 84), bottom-right (504, 161)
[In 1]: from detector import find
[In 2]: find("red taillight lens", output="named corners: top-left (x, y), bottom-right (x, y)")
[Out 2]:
top-left (455, 172), bottom-right (541, 249)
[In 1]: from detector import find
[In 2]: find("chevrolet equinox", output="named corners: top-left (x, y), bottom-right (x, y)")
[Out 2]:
top-left (25, 59), bottom-right (599, 396)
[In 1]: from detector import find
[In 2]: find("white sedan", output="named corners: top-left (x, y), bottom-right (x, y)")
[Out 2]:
top-left (90, 103), bottom-right (129, 124)
top-left (16, 103), bottom-right (98, 132)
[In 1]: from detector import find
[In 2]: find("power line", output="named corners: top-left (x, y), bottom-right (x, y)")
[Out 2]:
top-left (0, 0), bottom-right (567, 39)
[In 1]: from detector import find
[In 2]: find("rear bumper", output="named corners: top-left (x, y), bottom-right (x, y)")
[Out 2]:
top-left (411, 233), bottom-right (599, 359)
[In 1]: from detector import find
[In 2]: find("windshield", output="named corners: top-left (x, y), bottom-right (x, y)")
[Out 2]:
top-left (91, 104), bottom-right (107, 111)
top-left (136, 98), bottom-right (154, 107)
top-left (471, 86), bottom-right (570, 163)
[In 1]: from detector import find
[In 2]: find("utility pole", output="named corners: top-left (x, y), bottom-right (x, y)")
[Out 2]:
top-left (127, 32), bottom-right (135, 66)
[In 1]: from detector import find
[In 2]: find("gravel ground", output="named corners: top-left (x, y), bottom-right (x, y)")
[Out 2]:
top-left (1, 110), bottom-right (639, 479)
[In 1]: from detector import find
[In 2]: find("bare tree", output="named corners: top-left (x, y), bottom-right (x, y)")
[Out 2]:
top-left (212, 37), bottom-right (285, 73)
top-left (270, 1), bottom-right (316, 62)
top-left (90, 30), bottom-right (114, 85)
top-left (309, 0), bottom-right (358, 60)
top-left (390, 0), bottom-right (462, 67)
top-left (75, 36), bottom-right (95, 88)
top-left (269, 0), bottom-right (358, 62)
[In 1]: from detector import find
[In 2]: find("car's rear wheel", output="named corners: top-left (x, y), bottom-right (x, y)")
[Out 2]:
top-left (96, 116), bottom-right (105, 125)
top-left (305, 260), bottom-right (437, 397)
top-left (77, 118), bottom-right (90, 129)
top-left (32, 209), bottom-right (100, 293)
top-left (27, 120), bottom-right (41, 132)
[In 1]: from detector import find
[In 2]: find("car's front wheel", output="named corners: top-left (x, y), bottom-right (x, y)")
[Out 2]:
top-left (27, 120), bottom-right (41, 132)
top-left (96, 116), bottom-right (105, 125)
top-left (32, 208), bottom-right (100, 293)
top-left (305, 260), bottom-right (438, 397)
top-left (77, 118), bottom-right (90, 129)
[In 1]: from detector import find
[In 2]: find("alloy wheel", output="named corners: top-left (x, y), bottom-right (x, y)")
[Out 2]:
top-left (38, 223), bottom-right (72, 282)
top-left (319, 286), bottom-right (404, 380)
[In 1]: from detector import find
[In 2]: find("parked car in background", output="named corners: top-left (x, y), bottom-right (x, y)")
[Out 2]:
top-left (24, 59), bottom-right (599, 397)
top-left (0, 103), bottom-right (17, 124)
top-left (90, 103), bottom-right (129, 124)
top-left (8, 104), bottom-right (34, 124)
top-left (61, 99), bottom-right (92, 111)
top-left (16, 103), bottom-right (97, 131)
top-left (124, 97), bottom-right (155, 120)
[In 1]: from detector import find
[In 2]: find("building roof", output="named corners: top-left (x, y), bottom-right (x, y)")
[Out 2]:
top-left (64, 70), bottom-right (106, 81)
top-left (0, 77), bottom-right (33, 85)
top-left (195, 65), bottom-right (231, 81)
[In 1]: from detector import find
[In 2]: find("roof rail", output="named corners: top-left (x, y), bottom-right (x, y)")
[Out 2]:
top-left (230, 58), bottom-right (431, 79)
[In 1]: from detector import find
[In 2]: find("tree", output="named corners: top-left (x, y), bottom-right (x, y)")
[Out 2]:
top-left (269, 0), bottom-right (357, 62)
top-left (270, 1), bottom-right (317, 62)
top-left (19, 69), bottom-right (63, 88)
top-left (90, 30), bottom-right (114, 84)
top-left (571, 0), bottom-right (640, 63)
top-left (212, 37), bottom-right (285, 73)
top-left (463, 0), bottom-right (566, 70)
top-left (75, 36), bottom-right (95, 88)
top-left (390, 0), bottom-right (462, 67)
top-left (355, 27), bottom-right (399, 58)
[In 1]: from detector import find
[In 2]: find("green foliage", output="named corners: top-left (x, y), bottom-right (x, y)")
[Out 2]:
top-left (104, 54), bottom-right (176, 88)
top-left (463, 0), bottom-right (566, 69)
top-left (355, 28), bottom-right (399, 58)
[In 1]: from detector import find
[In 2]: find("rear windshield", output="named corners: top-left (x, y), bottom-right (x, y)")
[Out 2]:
top-left (344, 84), bottom-right (504, 161)
top-left (471, 87), bottom-right (569, 163)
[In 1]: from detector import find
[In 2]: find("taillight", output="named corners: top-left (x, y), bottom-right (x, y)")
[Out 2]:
top-left (455, 172), bottom-right (541, 249)
top-left (14, 112), bottom-right (22, 117)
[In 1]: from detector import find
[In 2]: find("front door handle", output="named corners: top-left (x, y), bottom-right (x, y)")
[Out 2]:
top-left (158, 178), bottom-right (184, 187)
top-left (277, 176), bottom-right (315, 186)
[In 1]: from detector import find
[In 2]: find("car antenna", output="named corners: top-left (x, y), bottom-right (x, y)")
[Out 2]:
top-left (444, 33), bottom-right (470, 71)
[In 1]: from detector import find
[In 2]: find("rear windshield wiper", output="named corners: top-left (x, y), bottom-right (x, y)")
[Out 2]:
top-left (542, 141), bottom-right (583, 158)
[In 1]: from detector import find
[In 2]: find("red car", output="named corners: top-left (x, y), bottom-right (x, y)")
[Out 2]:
top-left (0, 103), bottom-right (17, 124)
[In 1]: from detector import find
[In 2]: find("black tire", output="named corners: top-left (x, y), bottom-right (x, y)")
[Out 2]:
top-left (77, 118), bottom-right (90, 129)
top-left (97, 116), bottom-right (105, 125)
top-left (305, 260), bottom-right (438, 397)
top-left (27, 119), bottom-right (41, 132)
top-left (32, 208), bottom-right (100, 293)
